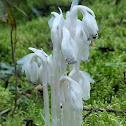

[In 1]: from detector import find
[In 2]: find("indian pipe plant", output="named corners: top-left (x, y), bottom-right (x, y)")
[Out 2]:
top-left (17, 0), bottom-right (98, 125)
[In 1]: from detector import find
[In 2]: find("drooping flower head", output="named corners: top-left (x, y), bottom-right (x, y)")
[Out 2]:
top-left (69, 68), bottom-right (94, 100)
top-left (60, 75), bottom-right (83, 111)
top-left (17, 48), bottom-right (49, 84)
top-left (17, 53), bottom-right (39, 83)
top-left (61, 27), bottom-right (78, 64)
top-left (48, 1), bottom-right (98, 64)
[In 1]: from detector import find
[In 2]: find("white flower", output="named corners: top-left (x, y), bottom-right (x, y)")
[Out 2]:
top-left (17, 53), bottom-right (39, 83)
top-left (69, 5), bottom-right (98, 41)
top-left (61, 27), bottom-right (77, 64)
top-left (74, 20), bottom-right (90, 61)
top-left (49, 8), bottom-right (64, 49)
top-left (79, 71), bottom-right (94, 100)
top-left (17, 48), bottom-right (48, 84)
top-left (63, 5), bottom-right (98, 62)
top-left (82, 12), bottom-right (98, 40)
top-left (60, 75), bottom-right (83, 110)
top-left (48, 3), bottom-right (98, 64)
top-left (69, 68), bottom-right (94, 100)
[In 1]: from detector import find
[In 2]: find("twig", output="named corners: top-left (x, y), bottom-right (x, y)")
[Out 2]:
top-left (83, 110), bottom-right (92, 120)
top-left (83, 107), bottom-right (126, 114)
top-left (119, 16), bottom-right (123, 25)
top-left (83, 107), bottom-right (126, 120)
top-left (10, 27), bottom-right (18, 117)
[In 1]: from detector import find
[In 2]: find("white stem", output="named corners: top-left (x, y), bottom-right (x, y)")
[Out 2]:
top-left (51, 26), bottom-right (61, 125)
top-left (73, 110), bottom-right (82, 126)
top-left (43, 85), bottom-right (50, 126)
top-left (70, 0), bottom-right (79, 10)
top-left (54, 49), bottom-right (61, 126)
top-left (42, 62), bottom-right (50, 126)
top-left (51, 71), bottom-right (56, 126)
top-left (62, 83), bottom-right (69, 126)
top-left (59, 51), bottom-right (66, 76)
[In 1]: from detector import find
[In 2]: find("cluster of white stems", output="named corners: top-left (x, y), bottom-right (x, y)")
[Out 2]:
top-left (17, 0), bottom-right (98, 126)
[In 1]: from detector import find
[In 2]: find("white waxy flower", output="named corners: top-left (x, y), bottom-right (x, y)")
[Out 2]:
top-left (51, 8), bottom-right (64, 31)
top-left (17, 53), bottom-right (39, 83)
top-left (61, 27), bottom-right (77, 65)
top-left (79, 71), bottom-right (94, 100)
top-left (17, 47), bottom-right (48, 84)
top-left (82, 12), bottom-right (98, 40)
top-left (49, 8), bottom-right (64, 49)
top-left (60, 75), bottom-right (83, 111)
top-left (64, 5), bottom-right (98, 62)
top-left (69, 5), bottom-right (98, 41)
top-left (69, 68), bottom-right (94, 100)
top-left (28, 48), bottom-right (48, 85)
top-left (74, 20), bottom-right (89, 61)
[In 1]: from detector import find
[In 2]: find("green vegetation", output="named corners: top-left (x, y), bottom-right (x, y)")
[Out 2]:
top-left (0, 0), bottom-right (126, 125)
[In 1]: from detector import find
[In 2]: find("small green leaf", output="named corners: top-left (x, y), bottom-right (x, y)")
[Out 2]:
top-left (0, 0), bottom-right (8, 22)
top-left (106, 63), bottom-right (120, 67)
top-left (22, 86), bottom-right (31, 93)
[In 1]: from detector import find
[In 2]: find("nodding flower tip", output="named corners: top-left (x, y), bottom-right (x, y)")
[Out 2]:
top-left (60, 75), bottom-right (83, 110)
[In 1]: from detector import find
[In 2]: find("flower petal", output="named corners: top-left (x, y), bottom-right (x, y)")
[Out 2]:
top-left (61, 27), bottom-right (77, 64)
top-left (22, 61), bottom-right (39, 83)
top-left (30, 62), bottom-right (39, 83)
top-left (82, 12), bottom-right (98, 40)
top-left (68, 78), bottom-right (83, 110)
top-left (79, 71), bottom-right (94, 100)
top-left (17, 53), bottom-right (35, 64)
top-left (60, 76), bottom-right (83, 110)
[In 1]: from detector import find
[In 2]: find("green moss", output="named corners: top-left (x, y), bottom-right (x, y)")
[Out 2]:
top-left (0, 86), bottom-right (12, 111)
top-left (2, 113), bottom-right (24, 126)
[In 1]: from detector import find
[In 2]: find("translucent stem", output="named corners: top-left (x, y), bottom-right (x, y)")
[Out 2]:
top-left (43, 85), bottom-right (50, 126)
top-left (54, 49), bottom-right (61, 126)
top-left (51, 74), bottom-right (56, 126)
top-left (42, 62), bottom-right (50, 126)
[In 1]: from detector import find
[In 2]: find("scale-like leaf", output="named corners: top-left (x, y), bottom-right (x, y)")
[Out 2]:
top-left (0, 0), bottom-right (8, 22)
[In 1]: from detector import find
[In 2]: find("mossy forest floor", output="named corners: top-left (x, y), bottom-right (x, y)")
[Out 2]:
top-left (0, 0), bottom-right (126, 125)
